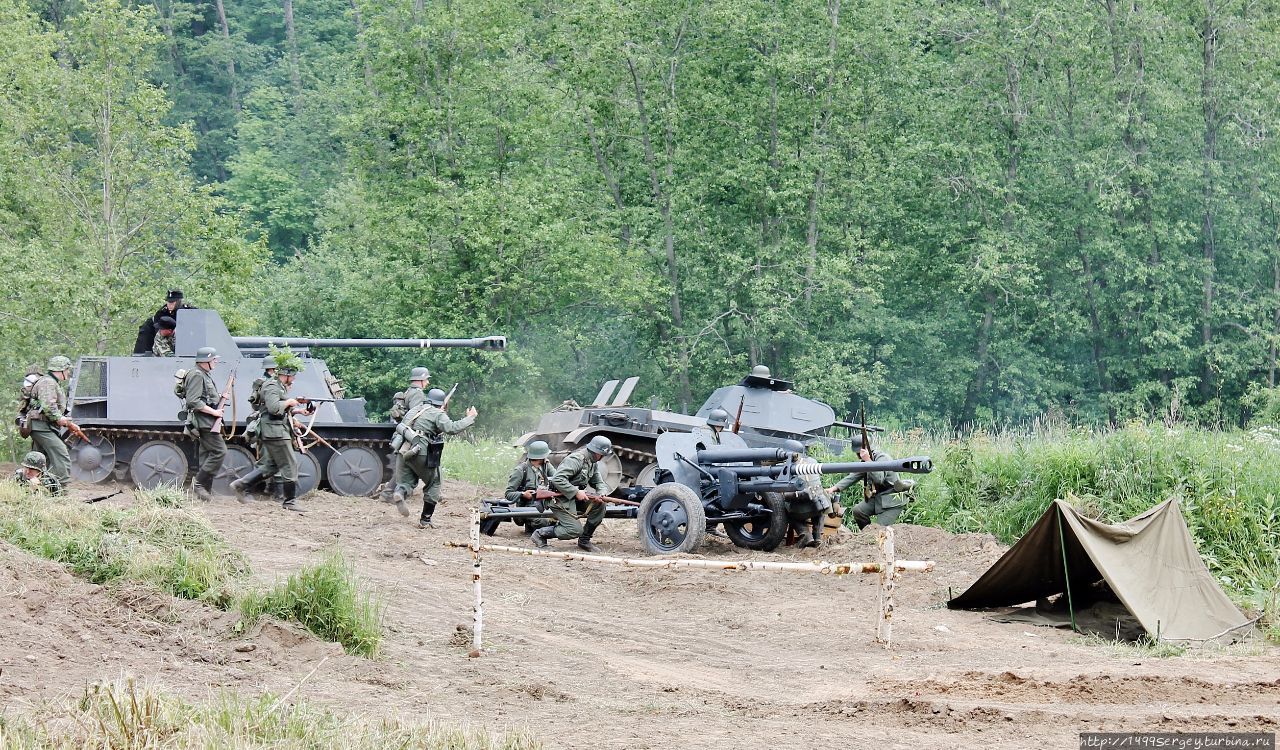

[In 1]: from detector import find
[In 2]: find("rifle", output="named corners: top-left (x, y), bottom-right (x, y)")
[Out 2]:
top-left (732, 394), bottom-right (745, 434)
top-left (59, 420), bottom-right (88, 443)
top-left (859, 403), bottom-right (873, 502)
top-left (84, 489), bottom-right (124, 504)
top-left (441, 383), bottom-right (459, 411)
top-left (210, 373), bottom-right (236, 433)
top-left (530, 487), bottom-right (640, 508)
top-left (295, 396), bottom-right (336, 413)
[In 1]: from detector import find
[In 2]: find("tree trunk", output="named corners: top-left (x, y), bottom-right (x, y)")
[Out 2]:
top-left (583, 106), bottom-right (630, 250)
top-left (213, 0), bottom-right (240, 113)
top-left (804, 0), bottom-right (841, 302)
top-left (1199, 0), bottom-right (1220, 400)
top-left (282, 0), bottom-right (303, 98)
top-left (154, 1), bottom-right (185, 77)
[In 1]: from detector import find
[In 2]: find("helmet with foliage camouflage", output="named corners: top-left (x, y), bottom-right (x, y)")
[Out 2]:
top-left (21, 451), bottom-right (46, 471)
top-left (47, 355), bottom-right (72, 372)
top-left (426, 388), bottom-right (447, 406)
top-left (706, 408), bottom-right (731, 428)
top-left (269, 345), bottom-right (304, 375)
top-left (585, 435), bottom-right (613, 456)
top-left (525, 440), bottom-right (551, 460)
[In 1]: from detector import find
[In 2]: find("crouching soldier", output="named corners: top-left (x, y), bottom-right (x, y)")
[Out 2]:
top-left (392, 388), bottom-right (477, 529)
top-left (824, 435), bottom-right (913, 528)
top-left (505, 440), bottom-right (554, 533)
top-left (531, 435), bottom-right (612, 552)
top-left (9, 451), bottom-right (62, 495)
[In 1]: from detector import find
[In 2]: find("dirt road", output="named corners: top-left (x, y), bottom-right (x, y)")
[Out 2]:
top-left (2, 481), bottom-right (1276, 749)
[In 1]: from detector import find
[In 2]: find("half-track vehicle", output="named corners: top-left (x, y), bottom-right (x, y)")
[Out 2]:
top-left (65, 309), bottom-right (505, 497)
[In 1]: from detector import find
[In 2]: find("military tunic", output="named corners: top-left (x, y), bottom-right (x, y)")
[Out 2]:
top-left (380, 386), bottom-right (428, 501)
top-left (9, 468), bottom-right (63, 494)
top-left (27, 373), bottom-right (71, 488)
top-left (394, 406), bottom-right (475, 521)
top-left (152, 332), bottom-right (175, 357)
top-left (257, 377), bottom-right (299, 483)
top-left (832, 447), bottom-right (905, 527)
top-left (546, 449), bottom-right (610, 542)
top-left (505, 459), bottom-right (554, 531)
top-left (183, 367), bottom-right (227, 479)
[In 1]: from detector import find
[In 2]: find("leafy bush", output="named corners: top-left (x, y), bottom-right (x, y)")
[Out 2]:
top-left (240, 552), bottom-right (385, 657)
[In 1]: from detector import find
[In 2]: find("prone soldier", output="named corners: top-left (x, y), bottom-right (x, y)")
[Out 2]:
top-left (9, 451), bottom-right (62, 495)
top-left (392, 388), bottom-right (477, 529)
top-left (531, 435), bottom-right (613, 552)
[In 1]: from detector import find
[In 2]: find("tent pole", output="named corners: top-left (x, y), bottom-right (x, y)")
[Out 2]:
top-left (1057, 505), bottom-right (1078, 632)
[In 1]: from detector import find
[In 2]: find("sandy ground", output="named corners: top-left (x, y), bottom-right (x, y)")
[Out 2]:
top-left (1, 480), bottom-right (1277, 749)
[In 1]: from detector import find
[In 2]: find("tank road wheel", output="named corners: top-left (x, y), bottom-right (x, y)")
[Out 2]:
top-left (129, 440), bottom-right (189, 490)
top-left (70, 434), bottom-right (116, 483)
top-left (213, 446), bottom-right (257, 496)
top-left (326, 446), bottom-right (383, 497)
top-left (637, 482), bottom-right (707, 555)
top-left (722, 492), bottom-right (787, 552)
top-left (634, 462), bottom-right (659, 488)
top-left (294, 450), bottom-right (321, 496)
top-left (596, 450), bottom-right (624, 493)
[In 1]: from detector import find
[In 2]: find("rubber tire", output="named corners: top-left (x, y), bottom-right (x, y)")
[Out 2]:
top-left (723, 492), bottom-right (787, 552)
top-left (637, 482), bottom-right (707, 555)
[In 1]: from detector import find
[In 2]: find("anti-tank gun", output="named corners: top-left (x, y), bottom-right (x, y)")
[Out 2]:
top-left (66, 309), bottom-right (505, 497)
top-left (480, 429), bottom-right (932, 555)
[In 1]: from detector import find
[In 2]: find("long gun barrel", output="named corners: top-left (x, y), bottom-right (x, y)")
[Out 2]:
top-left (693, 446), bottom-right (933, 478)
top-left (232, 336), bottom-right (507, 350)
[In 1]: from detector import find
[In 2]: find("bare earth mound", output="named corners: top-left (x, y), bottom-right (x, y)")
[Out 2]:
top-left (2, 481), bottom-right (1277, 749)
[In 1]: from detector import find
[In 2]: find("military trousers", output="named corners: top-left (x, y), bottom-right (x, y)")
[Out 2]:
top-left (849, 492), bottom-right (906, 529)
top-left (30, 425), bottom-right (70, 489)
top-left (547, 496), bottom-right (605, 541)
top-left (193, 428), bottom-right (227, 478)
top-left (258, 438), bottom-right (298, 482)
top-left (396, 454), bottom-right (442, 518)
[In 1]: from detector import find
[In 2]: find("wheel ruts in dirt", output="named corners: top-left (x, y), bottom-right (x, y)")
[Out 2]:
top-left (294, 450), bottom-right (321, 496)
top-left (325, 446), bottom-right (383, 496)
top-left (212, 445), bottom-right (257, 496)
top-left (129, 439), bottom-right (189, 489)
top-left (722, 492), bottom-right (787, 552)
top-left (70, 434), bottom-right (116, 483)
top-left (637, 482), bottom-right (706, 554)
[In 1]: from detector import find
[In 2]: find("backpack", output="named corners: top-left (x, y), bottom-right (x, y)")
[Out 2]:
top-left (15, 365), bottom-right (40, 438)
top-left (173, 368), bottom-right (189, 400)
top-left (389, 391), bottom-right (408, 422)
top-left (248, 377), bottom-right (267, 410)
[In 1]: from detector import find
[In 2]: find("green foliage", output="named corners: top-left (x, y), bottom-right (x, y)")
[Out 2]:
top-left (444, 438), bottom-right (523, 488)
top-left (0, 484), bottom-right (249, 606)
top-left (240, 552), bottom-right (385, 657)
top-left (267, 344), bottom-right (305, 374)
top-left (0, 678), bottom-right (542, 749)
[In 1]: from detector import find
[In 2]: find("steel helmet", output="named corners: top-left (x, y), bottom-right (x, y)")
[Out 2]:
top-left (277, 362), bottom-right (301, 375)
top-left (21, 451), bottom-right (46, 471)
top-left (526, 440), bottom-right (551, 460)
top-left (262, 356), bottom-right (277, 371)
top-left (195, 347), bottom-right (218, 363)
top-left (585, 435), bottom-right (613, 456)
top-left (410, 367), bottom-right (430, 382)
top-left (750, 364), bottom-right (771, 378)
top-left (426, 388), bottom-right (447, 406)
top-left (706, 408), bottom-right (731, 428)
top-left (47, 355), bottom-right (72, 372)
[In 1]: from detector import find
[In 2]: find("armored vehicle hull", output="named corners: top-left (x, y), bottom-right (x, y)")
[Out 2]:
top-left (66, 309), bottom-right (505, 497)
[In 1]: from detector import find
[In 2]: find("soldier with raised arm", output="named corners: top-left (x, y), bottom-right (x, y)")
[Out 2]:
top-left (392, 388), bottom-right (477, 529)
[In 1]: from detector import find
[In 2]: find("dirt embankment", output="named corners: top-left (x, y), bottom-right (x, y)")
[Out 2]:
top-left (1, 481), bottom-right (1276, 749)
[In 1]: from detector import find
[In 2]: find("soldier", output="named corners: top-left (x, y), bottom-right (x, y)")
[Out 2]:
top-left (9, 451), bottom-right (62, 494)
top-left (824, 435), bottom-right (909, 528)
top-left (788, 455), bottom-right (833, 547)
top-left (243, 359), bottom-right (312, 512)
top-left (531, 435), bottom-right (613, 552)
top-left (151, 316), bottom-right (177, 357)
top-left (380, 367), bottom-right (430, 503)
top-left (392, 388), bottom-right (477, 529)
top-left (700, 408), bottom-right (731, 445)
top-left (133, 289), bottom-right (194, 355)
top-left (229, 356), bottom-right (277, 503)
top-left (505, 440), bottom-right (554, 532)
top-left (25, 355), bottom-right (79, 492)
top-left (182, 346), bottom-right (227, 502)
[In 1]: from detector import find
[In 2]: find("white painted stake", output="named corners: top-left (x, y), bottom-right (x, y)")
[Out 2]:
top-left (469, 508), bottom-right (483, 656)
top-left (877, 526), bottom-right (896, 646)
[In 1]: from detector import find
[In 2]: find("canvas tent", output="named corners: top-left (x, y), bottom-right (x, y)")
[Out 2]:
top-left (948, 498), bottom-right (1253, 643)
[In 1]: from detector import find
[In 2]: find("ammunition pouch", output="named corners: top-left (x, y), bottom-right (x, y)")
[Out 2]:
top-left (15, 415), bottom-right (31, 439)
top-left (421, 435), bottom-right (445, 469)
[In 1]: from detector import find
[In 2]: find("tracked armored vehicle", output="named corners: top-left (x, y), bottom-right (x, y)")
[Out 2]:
top-left (66, 309), bottom-right (505, 497)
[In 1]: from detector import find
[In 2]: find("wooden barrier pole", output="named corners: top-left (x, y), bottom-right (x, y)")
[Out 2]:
top-left (469, 508), bottom-right (483, 656)
top-left (877, 526), bottom-right (896, 646)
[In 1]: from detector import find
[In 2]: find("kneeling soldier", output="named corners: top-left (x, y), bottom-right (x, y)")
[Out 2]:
top-left (531, 435), bottom-right (612, 552)
top-left (505, 440), bottom-right (554, 532)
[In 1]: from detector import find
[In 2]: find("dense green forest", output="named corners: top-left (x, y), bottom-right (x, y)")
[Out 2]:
top-left (5, 0), bottom-right (1280, 430)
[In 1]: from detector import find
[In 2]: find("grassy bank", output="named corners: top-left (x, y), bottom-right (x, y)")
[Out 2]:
top-left (0, 483), bottom-right (385, 655)
top-left (0, 679), bottom-right (540, 749)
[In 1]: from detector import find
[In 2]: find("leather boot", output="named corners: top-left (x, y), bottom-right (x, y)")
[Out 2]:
top-left (281, 481), bottom-right (302, 512)
top-left (392, 489), bottom-right (411, 517)
top-left (417, 500), bottom-right (434, 529)
top-left (229, 469), bottom-right (264, 505)
top-left (577, 536), bottom-right (601, 553)
top-left (192, 471), bottom-right (214, 503)
top-left (531, 526), bottom-right (555, 548)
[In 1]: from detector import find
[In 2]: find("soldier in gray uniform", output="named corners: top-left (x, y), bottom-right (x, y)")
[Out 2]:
top-left (392, 388), bottom-right (477, 528)
top-left (26, 355), bottom-right (79, 492)
top-left (505, 440), bottom-right (554, 532)
top-left (380, 367), bottom-right (430, 503)
top-left (252, 360), bottom-right (312, 512)
top-left (10, 451), bottom-right (62, 494)
top-left (229, 356), bottom-right (277, 502)
top-left (825, 435), bottom-right (909, 528)
top-left (699, 408), bottom-right (731, 445)
top-left (182, 346), bottom-right (227, 501)
top-left (531, 435), bottom-right (612, 552)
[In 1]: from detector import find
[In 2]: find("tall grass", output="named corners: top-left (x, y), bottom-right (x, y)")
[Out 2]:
top-left (240, 552), bottom-right (385, 657)
top-left (0, 679), bottom-right (541, 749)
top-left (886, 423), bottom-right (1280, 638)
top-left (445, 438), bottom-right (522, 488)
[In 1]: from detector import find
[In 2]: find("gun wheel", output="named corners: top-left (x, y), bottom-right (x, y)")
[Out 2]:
top-left (70, 434), bottom-right (116, 483)
top-left (637, 482), bottom-right (706, 554)
top-left (722, 492), bottom-right (787, 552)
top-left (129, 440), bottom-right (189, 490)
